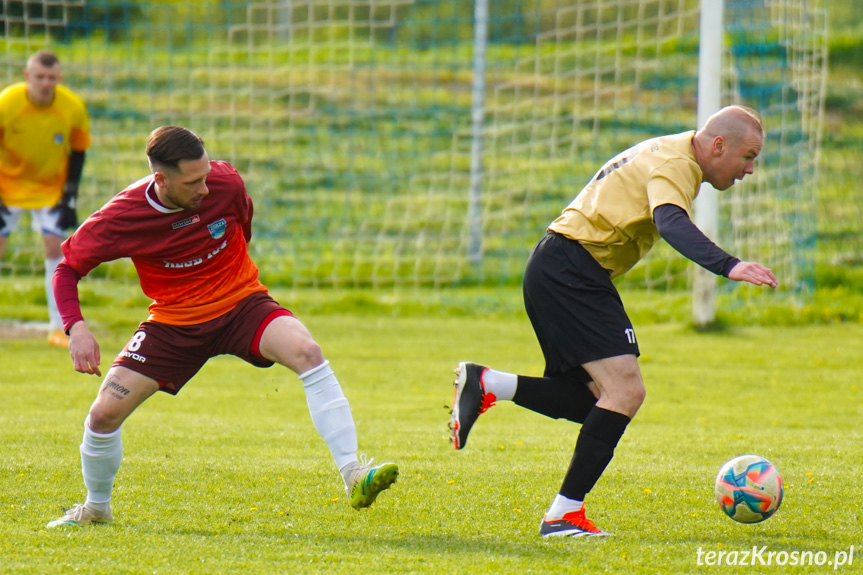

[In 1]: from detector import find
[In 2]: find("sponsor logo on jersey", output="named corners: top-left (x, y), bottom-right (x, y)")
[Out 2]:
top-left (162, 240), bottom-right (228, 269)
top-left (596, 152), bottom-right (634, 181)
top-left (208, 218), bottom-right (227, 239)
top-left (164, 258), bottom-right (203, 269)
top-left (172, 214), bottom-right (201, 229)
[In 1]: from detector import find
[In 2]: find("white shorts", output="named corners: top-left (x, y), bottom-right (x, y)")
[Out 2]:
top-left (0, 206), bottom-right (65, 238)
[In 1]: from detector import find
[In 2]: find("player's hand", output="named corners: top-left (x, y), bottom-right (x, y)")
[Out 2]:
top-left (728, 261), bottom-right (778, 288)
top-left (51, 183), bottom-right (79, 230)
top-left (68, 321), bottom-right (102, 377)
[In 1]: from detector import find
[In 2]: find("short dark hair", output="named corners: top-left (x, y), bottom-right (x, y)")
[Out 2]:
top-left (28, 50), bottom-right (59, 68)
top-left (146, 126), bottom-right (206, 170)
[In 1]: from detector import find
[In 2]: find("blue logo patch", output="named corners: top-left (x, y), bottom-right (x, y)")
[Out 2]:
top-left (207, 219), bottom-right (227, 239)
top-left (53, 133), bottom-right (64, 145)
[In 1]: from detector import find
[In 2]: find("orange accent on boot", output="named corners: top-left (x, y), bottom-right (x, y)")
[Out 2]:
top-left (477, 368), bottom-right (496, 414)
top-left (478, 392), bottom-right (497, 414)
top-left (558, 508), bottom-right (600, 533)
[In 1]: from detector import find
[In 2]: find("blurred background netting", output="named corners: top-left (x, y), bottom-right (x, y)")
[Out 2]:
top-left (0, 0), bottom-right (857, 307)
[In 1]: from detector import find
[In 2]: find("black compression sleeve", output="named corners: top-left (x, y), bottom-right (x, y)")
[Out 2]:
top-left (653, 203), bottom-right (740, 277)
top-left (66, 151), bottom-right (86, 188)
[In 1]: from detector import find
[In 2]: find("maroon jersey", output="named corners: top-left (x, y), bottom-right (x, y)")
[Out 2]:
top-left (60, 160), bottom-right (266, 325)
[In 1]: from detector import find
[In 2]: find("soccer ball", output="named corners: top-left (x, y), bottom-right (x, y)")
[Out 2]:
top-left (714, 454), bottom-right (783, 523)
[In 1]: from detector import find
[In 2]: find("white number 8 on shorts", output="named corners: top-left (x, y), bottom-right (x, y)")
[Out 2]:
top-left (128, 331), bottom-right (147, 352)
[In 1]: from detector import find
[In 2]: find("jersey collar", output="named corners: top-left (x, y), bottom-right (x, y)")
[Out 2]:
top-left (145, 178), bottom-right (183, 214)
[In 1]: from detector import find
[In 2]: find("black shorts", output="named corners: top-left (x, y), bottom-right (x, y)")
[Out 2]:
top-left (523, 232), bottom-right (639, 378)
top-left (111, 291), bottom-right (294, 395)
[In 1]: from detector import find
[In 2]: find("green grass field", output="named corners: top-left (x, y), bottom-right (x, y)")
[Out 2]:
top-left (0, 3), bottom-right (860, 572)
top-left (1, 283), bottom-right (861, 574)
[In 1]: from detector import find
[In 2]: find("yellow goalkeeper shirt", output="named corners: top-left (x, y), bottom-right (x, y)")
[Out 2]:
top-left (548, 131), bottom-right (703, 279)
top-left (0, 83), bottom-right (90, 208)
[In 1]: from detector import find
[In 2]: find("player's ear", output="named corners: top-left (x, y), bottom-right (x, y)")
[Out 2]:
top-left (152, 170), bottom-right (167, 188)
top-left (149, 159), bottom-right (166, 186)
top-left (712, 135), bottom-right (726, 156)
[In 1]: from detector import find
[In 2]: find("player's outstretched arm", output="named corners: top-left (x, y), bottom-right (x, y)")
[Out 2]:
top-left (68, 321), bottom-right (102, 376)
top-left (53, 261), bottom-right (102, 375)
top-left (727, 261), bottom-right (778, 288)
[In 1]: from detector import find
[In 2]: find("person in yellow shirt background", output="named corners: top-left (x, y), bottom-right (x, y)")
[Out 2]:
top-left (0, 50), bottom-right (90, 346)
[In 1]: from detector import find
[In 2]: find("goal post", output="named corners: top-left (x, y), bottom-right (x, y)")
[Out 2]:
top-left (467, 0), bottom-right (489, 267)
top-left (692, 0), bottom-right (724, 327)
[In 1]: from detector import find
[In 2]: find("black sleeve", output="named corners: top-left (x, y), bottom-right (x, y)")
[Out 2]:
top-left (653, 203), bottom-right (740, 277)
top-left (66, 151), bottom-right (86, 188)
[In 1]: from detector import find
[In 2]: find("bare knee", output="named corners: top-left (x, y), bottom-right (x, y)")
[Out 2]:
top-left (594, 368), bottom-right (646, 418)
top-left (622, 364), bottom-right (646, 410)
top-left (43, 235), bottom-right (63, 259)
top-left (294, 338), bottom-right (324, 374)
top-left (257, 316), bottom-right (326, 374)
top-left (625, 382), bottom-right (646, 412)
top-left (584, 355), bottom-right (645, 416)
top-left (85, 367), bottom-right (158, 432)
top-left (86, 406), bottom-right (124, 434)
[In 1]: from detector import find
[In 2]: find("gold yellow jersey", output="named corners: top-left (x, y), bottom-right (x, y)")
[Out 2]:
top-left (548, 131), bottom-right (702, 279)
top-left (0, 83), bottom-right (90, 208)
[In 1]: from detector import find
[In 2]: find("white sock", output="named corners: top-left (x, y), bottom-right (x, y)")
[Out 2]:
top-left (546, 494), bottom-right (583, 520)
top-left (45, 256), bottom-right (63, 330)
top-left (80, 417), bottom-right (122, 506)
top-left (481, 368), bottom-right (517, 401)
top-left (299, 360), bottom-right (358, 472)
top-left (339, 461), bottom-right (361, 488)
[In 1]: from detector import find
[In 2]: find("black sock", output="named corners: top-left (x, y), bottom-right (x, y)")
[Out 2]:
top-left (513, 368), bottom-right (597, 423)
top-left (560, 406), bottom-right (631, 501)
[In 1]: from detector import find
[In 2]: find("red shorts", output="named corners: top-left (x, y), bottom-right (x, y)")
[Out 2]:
top-left (111, 291), bottom-right (293, 395)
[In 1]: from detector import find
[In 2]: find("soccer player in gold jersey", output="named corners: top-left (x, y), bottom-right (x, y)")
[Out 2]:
top-left (0, 50), bottom-right (90, 347)
top-left (449, 106), bottom-right (778, 537)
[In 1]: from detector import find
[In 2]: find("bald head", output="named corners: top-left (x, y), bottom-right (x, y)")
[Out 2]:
top-left (693, 106), bottom-right (764, 190)
top-left (701, 105), bottom-right (764, 143)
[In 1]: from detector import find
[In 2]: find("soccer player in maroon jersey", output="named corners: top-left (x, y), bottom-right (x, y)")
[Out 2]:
top-left (47, 126), bottom-right (398, 527)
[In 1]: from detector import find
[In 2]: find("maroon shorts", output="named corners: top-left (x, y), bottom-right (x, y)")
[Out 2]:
top-left (111, 291), bottom-right (294, 395)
